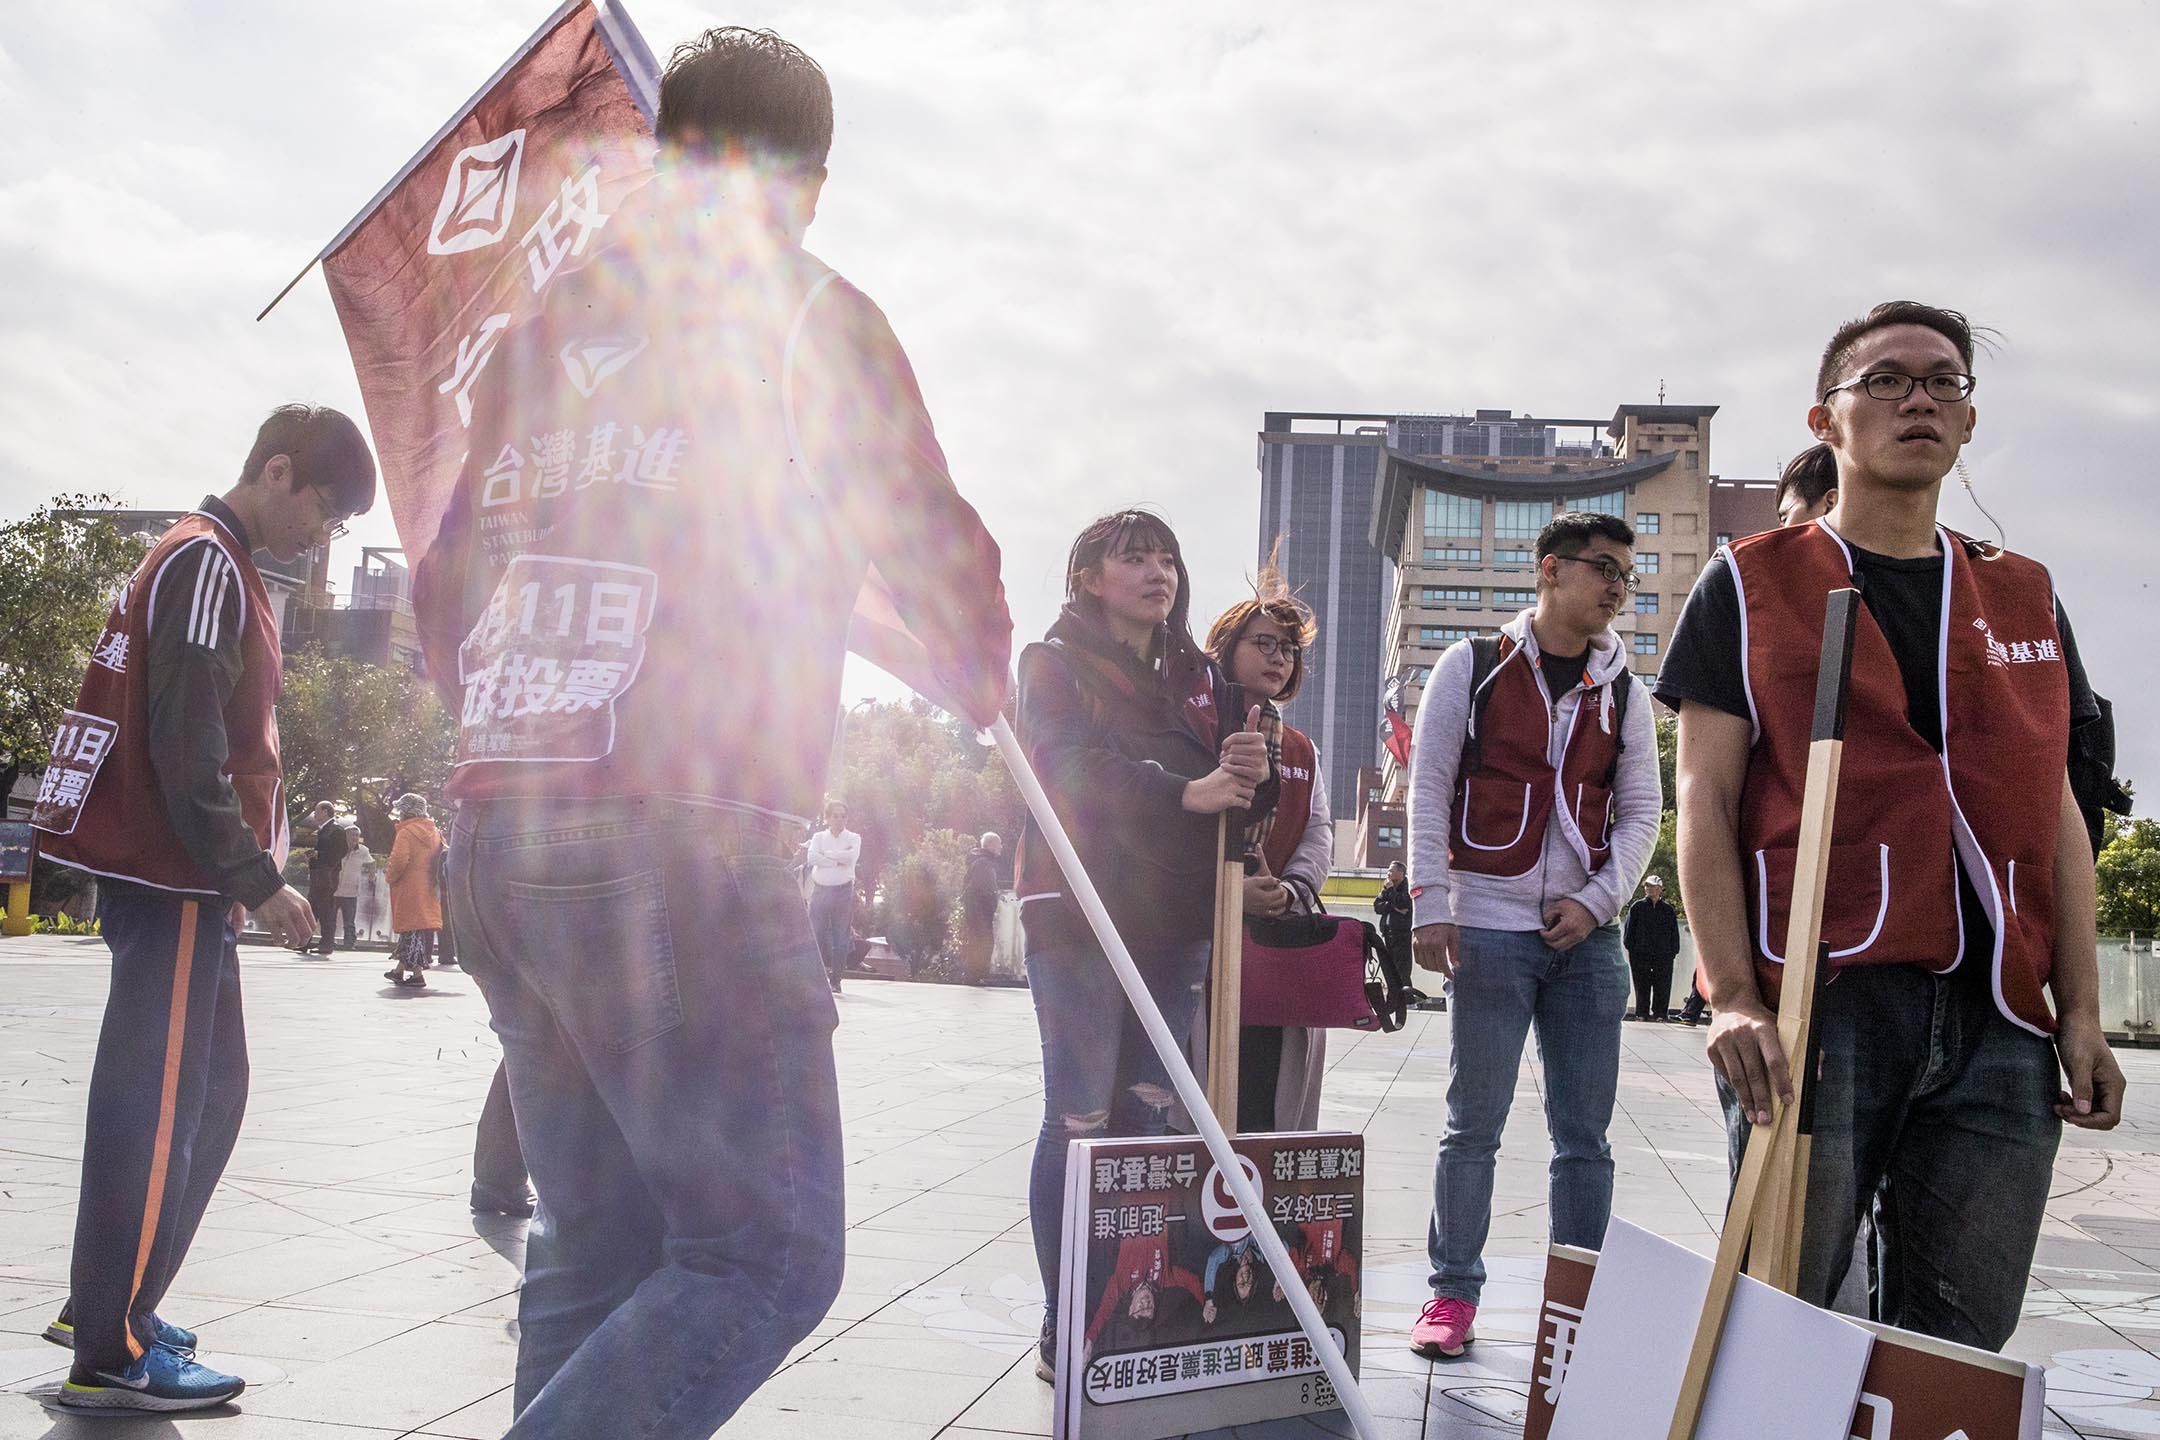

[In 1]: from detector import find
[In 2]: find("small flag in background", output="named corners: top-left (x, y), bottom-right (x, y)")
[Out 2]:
top-left (1381, 673), bottom-right (1413, 768)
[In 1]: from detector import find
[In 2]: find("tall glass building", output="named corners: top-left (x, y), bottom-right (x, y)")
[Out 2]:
top-left (1255, 413), bottom-right (1395, 815)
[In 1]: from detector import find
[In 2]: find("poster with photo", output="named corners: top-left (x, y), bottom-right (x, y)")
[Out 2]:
top-left (1056, 1131), bottom-right (1363, 1440)
top-left (1523, 1243), bottom-right (2046, 1440)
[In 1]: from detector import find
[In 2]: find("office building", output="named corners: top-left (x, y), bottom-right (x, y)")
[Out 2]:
top-left (1255, 413), bottom-right (1395, 812)
top-left (1367, 403), bottom-right (1777, 803)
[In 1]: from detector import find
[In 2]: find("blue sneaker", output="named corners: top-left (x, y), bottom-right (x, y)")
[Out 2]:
top-left (44, 1310), bottom-right (197, 1355)
top-left (58, 1347), bottom-right (244, 1411)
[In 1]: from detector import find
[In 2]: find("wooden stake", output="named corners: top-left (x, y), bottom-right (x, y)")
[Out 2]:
top-left (1206, 814), bottom-right (1245, 1131)
top-left (1668, 587), bottom-right (1861, 1440)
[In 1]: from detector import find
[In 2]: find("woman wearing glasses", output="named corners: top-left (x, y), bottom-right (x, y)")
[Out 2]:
top-left (1202, 569), bottom-right (1332, 1133)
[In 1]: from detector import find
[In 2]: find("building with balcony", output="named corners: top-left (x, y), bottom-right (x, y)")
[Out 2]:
top-left (1261, 404), bottom-right (1779, 858)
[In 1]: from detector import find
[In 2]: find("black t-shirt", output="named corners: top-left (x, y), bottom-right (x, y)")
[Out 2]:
top-left (1538, 645), bottom-right (1590, 698)
top-left (1656, 538), bottom-right (2097, 976)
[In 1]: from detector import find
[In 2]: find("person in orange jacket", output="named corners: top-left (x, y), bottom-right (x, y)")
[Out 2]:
top-left (384, 793), bottom-right (443, 987)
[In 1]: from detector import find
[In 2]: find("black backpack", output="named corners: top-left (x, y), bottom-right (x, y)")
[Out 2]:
top-left (2072, 693), bottom-right (2133, 858)
top-left (1460, 634), bottom-right (1632, 781)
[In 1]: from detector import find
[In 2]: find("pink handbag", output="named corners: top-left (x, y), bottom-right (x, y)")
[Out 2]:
top-left (1239, 881), bottom-right (1421, 1032)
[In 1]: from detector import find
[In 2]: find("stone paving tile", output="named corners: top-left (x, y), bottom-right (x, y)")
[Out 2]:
top-left (5, 935), bottom-right (2160, 1437)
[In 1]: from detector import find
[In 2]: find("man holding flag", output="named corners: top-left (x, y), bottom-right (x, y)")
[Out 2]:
top-left (411, 26), bottom-right (1010, 1439)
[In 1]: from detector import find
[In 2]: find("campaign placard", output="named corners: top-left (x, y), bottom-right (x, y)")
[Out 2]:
top-left (1523, 1243), bottom-right (2046, 1440)
top-left (1055, 1132), bottom-right (1363, 1440)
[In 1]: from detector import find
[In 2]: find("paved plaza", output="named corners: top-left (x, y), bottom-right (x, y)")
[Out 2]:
top-left (5, 933), bottom-right (2160, 1438)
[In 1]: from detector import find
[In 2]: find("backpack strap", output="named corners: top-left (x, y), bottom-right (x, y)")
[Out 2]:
top-left (1460, 634), bottom-right (1506, 775)
top-left (1601, 670), bottom-right (1633, 787)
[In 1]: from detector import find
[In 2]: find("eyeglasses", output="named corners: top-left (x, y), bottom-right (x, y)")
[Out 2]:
top-left (1822, 371), bottom-right (1976, 404)
top-left (307, 486), bottom-right (350, 542)
top-left (1552, 554), bottom-right (1640, 592)
top-left (1242, 635), bottom-right (1302, 660)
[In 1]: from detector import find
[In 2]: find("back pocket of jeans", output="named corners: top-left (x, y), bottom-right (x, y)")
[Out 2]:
top-left (498, 869), bottom-right (683, 1053)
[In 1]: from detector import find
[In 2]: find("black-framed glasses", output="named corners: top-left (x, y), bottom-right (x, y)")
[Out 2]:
top-left (1243, 635), bottom-right (1302, 660)
top-left (1553, 554), bottom-right (1640, 592)
top-left (306, 485), bottom-right (350, 542)
top-left (1823, 371), bottom-right (1976, 404)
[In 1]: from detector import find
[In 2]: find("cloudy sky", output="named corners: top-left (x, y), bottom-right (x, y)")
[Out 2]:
top-left (2, 1), bottom-right (2153, 793)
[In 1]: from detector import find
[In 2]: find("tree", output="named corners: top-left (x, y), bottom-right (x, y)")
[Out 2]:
top-left (2098, 816), bottom-right (2160, 938)
top-left (1643, 810), bottom-right (1681, 919)
top-left (830, 699), bottom-right (1023, 965)
top-left (1655, 710), bottom-right (1677, 816)
top-left (0, 496), bottom-right (149, 798)
top-left (277, 652), bottom-right (456, 833)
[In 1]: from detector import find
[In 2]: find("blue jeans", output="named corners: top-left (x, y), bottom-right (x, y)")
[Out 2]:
top-left (1717, 962), bottom-right (2060, 1350)
top-left (449, 796), bottom-right (845, 1439)
top-left (808, 881), bottom-right (852, 989)
top-left (1025, 937), bottom-right (1212, 1318)
top-left (1428, 924), bottom-right (1628, 1305)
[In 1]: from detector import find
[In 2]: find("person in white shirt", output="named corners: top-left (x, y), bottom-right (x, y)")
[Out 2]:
top-left (805, 800), bottom-right (862, 993)
top-left (334, 822), bottom-right (372, 951)
top-left (1404, 510), bottom-right (1662, 1361)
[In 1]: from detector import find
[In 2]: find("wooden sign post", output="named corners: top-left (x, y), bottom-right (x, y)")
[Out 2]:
top-left (1667, 587), bottom-right (1862, 1440)
top-left (1207, 813), bottom-right (1246, 1130)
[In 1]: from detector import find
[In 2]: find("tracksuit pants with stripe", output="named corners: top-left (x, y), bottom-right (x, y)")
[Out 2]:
top-left (68, 882), bottom-right (248, 1377)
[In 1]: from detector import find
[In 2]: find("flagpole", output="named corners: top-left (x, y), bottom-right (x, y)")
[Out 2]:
top-left (256, 0), bottom-right (592, 321)
top-left (988, 717), bottom-right (1381, 1440)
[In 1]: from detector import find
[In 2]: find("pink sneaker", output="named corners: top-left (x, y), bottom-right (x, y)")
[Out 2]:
top-left (1410, 1296), bottom-right (1476, 1358)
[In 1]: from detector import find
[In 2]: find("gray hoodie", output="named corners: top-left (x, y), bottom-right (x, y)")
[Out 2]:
top-left (1406, 610), bottom-right (1662, 933)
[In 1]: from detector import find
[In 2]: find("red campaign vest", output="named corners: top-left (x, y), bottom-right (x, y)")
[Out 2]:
top-left (34, 513), bottom-right (286, 895)
top-left (1731, 521), bottom-right (2069, 1035)
top-left (1259, 724), bottom-right (1318, 879)
top-left (1449, 635), bottom-right (1623, 879)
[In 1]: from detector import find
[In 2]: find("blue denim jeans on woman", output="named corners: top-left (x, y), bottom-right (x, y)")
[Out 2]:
top-left (449, 796), bottom-right (845, 1439)
top-left (1428, 924), bottom-right (1628, 1305)
top-left (1717, 960), bottom-right (2060, 1350)
top-left (1025, 937), bottom-right (1212, 1321)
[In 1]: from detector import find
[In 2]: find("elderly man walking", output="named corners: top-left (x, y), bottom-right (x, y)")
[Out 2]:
top-left (1623, 877), bottom-right (1681, 1022)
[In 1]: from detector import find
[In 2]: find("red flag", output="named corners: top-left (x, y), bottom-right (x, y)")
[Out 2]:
top-left (845, 567), bottom-right (981, 723)
top-left (317, 0), bottom-right (661, 563)
top-left (309, 1), bottom-right (989, 719)
top-left (1381, 673), bottom-right (1414, 768)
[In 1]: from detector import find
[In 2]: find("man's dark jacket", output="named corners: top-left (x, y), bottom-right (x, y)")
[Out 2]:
top-left (1374, 879), bottom-right (1414, 945)
top-left (963, 847), bottom-right (1002, 919)
top-left (1623, 896), bottom-right (1681, 964)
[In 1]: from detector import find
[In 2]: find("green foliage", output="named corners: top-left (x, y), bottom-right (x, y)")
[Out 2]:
top-left (0, 496), bottom-right (149, 781)
top-left (278, 652), bottom-right (456, 822)
top-left (833, 699), bottom-right (1022, 963)
top-left (1655, 711), bottom-right (1677, 813)
top-left (1643, 810), bottom-right (1681, 919)
top-left (882, 827), bottom-right (973, 964)
top-left (29, 912), bottom-right (99, 936)
top-left (2098, 816), bottom-right (2160, 937)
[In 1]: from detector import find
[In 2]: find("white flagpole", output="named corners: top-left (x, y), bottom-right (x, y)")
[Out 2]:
top-left (988, 716), bottom-right (1380, 1440)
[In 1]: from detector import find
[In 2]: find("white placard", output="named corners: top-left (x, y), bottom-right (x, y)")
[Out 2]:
top-left (1549, 1219), bottom-right (1873, 1440)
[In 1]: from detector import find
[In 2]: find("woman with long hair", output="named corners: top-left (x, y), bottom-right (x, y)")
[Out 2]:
top-left (1203, 565), bottom-right (1331, 1133)
top-left (1014, 509), bottom-right (1267, 1381)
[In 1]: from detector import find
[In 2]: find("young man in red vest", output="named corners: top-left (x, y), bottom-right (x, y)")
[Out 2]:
top-left (412, 28), bottom-right (1011, 1436)
top-left (32, 404), bottom-right (375, 1410)
top-left (1404, 511), bottom-right (1662, 1359)
top-left (1660, 301), bottom-right (2123, 1350)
